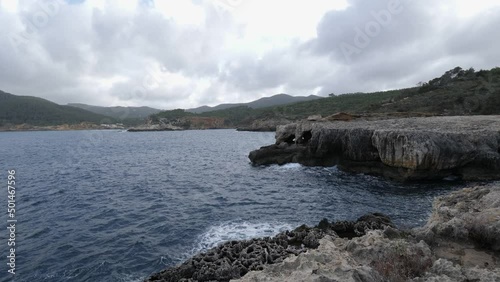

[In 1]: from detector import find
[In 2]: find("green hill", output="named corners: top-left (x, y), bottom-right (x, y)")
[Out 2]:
top-left (67, 103), bottom-right (162, 119)
top-left (186, 94), bottom-right (322, 113)
top-left (252, 67), bottom-right (500, 119)
top-left (0, 91), bottom-right (115, 126)
top-left (3, 66), bottom-right (497, 130)
top-left (373, 67), bottom-right (500, 115)
top-left (151, 66), bottom-right (500, 128)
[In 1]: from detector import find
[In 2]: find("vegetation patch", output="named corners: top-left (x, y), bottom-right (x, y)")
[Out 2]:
top-left (371, 241), bottom-right (434, 282)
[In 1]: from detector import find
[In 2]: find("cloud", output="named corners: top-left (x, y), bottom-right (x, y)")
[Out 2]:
top-left (305, 0), bottom-right (500, 94)
top-left (0, 0), bottom-right (499, 109)
top-left (444, 7), bottom-right (500, 67)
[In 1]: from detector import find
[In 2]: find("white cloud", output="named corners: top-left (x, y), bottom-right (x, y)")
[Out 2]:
top-left (0, 0), bottom-right (498, 109)
top-left (0, 0), bottom-right (19, 13)
top-left (233, 0), bottom-right (348, 40)
top-left (158, 0), bottom-right (205, 26)
top-left (452, 0), bottom-right (500, 18)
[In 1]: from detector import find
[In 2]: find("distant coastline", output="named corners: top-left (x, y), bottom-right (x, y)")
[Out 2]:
top-left (0, 122), bottom-right (126, 132)
top-left (2, 67), bottom-right (499, 133)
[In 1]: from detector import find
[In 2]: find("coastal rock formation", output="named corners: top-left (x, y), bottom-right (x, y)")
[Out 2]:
top-left (237, 231), bottom-right (500, 282)
top-left (415, 182), bottom-right (500, 251)
top-left (408, 183), bottom-right (500, 281)
top-left (235, 231), bottom-right (433, 282)
top-left (146, 184), bottom-right (500, 282)
top-left (145, 214), bottom-right (394, 282)
top-left (249, 116), bottom-right (500, 181)
top-left (237, 182), bottom-right (500, 282)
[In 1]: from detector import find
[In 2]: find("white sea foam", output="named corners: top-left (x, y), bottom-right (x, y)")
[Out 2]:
top-left (149, 222), bottom-right (294, 278)
top-left (188, 221), bottom-right (293, 257)
top-left (119, 275), bottom-right (145, 282)
top-left (269, 163), bottom-right (303, 171)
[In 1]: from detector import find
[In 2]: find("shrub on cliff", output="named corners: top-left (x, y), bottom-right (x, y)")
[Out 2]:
top-left (371, 240), bottom-right (434, 282)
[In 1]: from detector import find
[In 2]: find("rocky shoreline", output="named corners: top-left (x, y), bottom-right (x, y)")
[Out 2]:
top-left (127, 127), bottom-right (182, 132)
top-left (146, 214), bottom-right (396, 282)
top-left (146, 182), bottom-right (500, 281)
top-left (249, 116), bottom-right (500, 181)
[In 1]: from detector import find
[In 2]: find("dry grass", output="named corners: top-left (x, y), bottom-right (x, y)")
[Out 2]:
top-left (371, 242), bottom-right (433, 282)
top-left (468, 222), bottom-right (499, 250)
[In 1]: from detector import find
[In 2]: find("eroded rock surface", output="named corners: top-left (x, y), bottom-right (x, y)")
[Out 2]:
top-left (415, 182), bottom-right (500, 251)
top-left (237, 183), bottom-right (500, 282)
top-left (235, 231), bottom-right (433, 282)
top-left (145, 214), bottom-right (393, 282)
top-left (249, 116), bottom-right (500, 181)
top-left (412, 183), bottom-right (500, 282)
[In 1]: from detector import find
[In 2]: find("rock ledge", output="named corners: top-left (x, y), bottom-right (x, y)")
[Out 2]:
top-left (249, 116), bottom-right (500, 181)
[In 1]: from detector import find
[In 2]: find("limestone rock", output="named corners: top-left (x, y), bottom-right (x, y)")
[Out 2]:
top-left (235, 231), bottom-right (434, 282)
top-left (234, 235), bottom-right (384, 282)
top-left (414, 182), bottom-right (500, 251)
top-left (411, 258), bottom-right (500, 282)
top-left (249, 116), bottom-right (500, 181)
top-left (145, 214), bottom-right (392, 282)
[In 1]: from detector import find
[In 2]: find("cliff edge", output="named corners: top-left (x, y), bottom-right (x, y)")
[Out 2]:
top-left (248, 116), bottom-right (500, 181)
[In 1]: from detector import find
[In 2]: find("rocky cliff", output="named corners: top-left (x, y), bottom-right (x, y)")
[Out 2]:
top-left (249, 116), bottom-right (500, 181)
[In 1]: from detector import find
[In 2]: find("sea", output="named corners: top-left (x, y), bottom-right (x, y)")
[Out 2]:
top-left (0, 129), bottom-right (464, 282)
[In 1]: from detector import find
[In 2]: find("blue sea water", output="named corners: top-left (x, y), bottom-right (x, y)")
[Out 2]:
top-left (0, 129), bottom-right (463, 282)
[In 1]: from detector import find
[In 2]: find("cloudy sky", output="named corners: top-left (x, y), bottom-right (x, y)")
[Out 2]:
top-left (1, 0), bottom-right (499, 109)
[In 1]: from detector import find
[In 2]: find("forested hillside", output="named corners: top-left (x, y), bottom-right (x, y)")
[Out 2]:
top-left (0, 91), bottom-right (114, 126)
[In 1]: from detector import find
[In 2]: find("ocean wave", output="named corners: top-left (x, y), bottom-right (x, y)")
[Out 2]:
top-left (116, 274), bottom-right (145, 282)
top-left (185, 221), bottom-right (293, 258)
top-left (268, 163), bottom-right (303, 171)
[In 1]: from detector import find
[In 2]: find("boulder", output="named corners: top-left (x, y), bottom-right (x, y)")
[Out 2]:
top-left (414, 182), bottom-right (500, 251)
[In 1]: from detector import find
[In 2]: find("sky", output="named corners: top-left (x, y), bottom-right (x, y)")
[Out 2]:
top-left (1, 0), bottom-right (499, 110)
